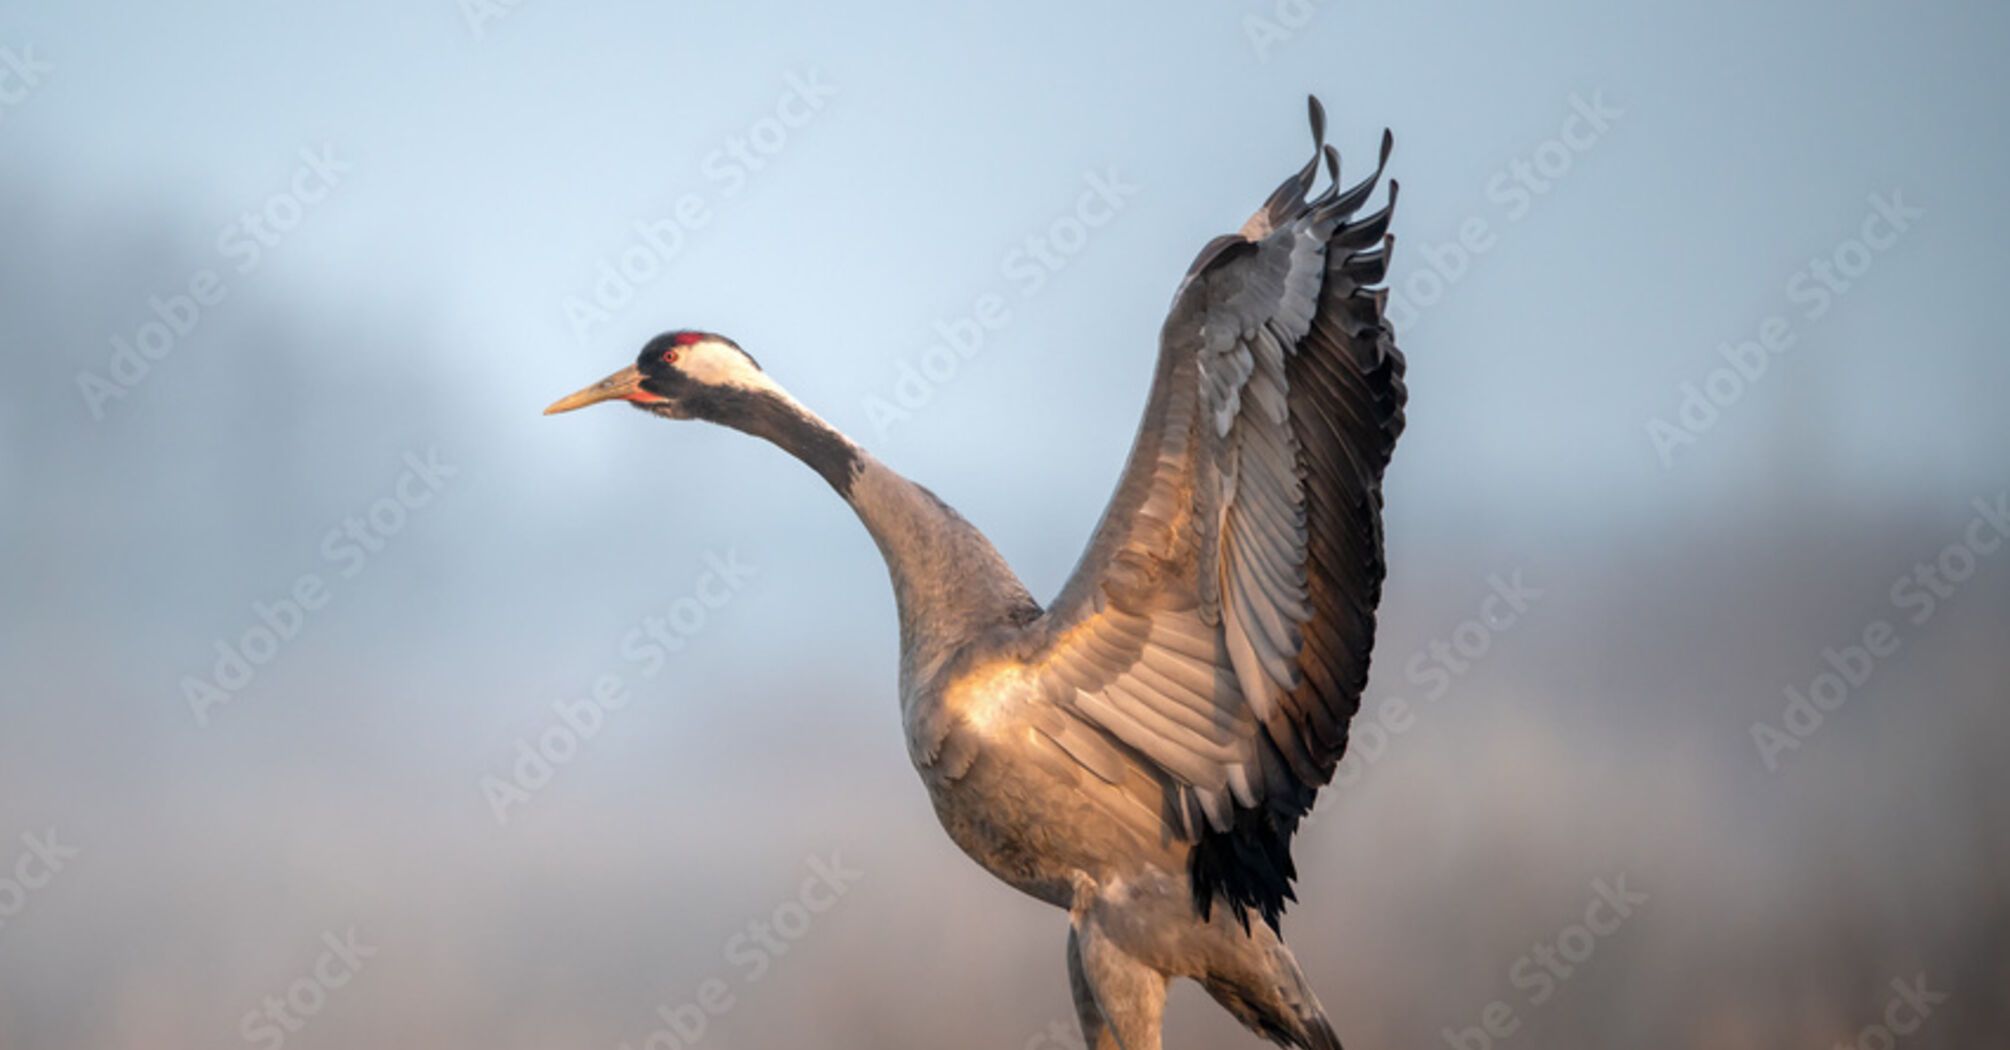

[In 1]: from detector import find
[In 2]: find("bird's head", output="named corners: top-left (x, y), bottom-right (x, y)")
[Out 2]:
top-left (544, 330), bottom-right (768, 421)
top-left (543, 328), bottom-right (862, 491)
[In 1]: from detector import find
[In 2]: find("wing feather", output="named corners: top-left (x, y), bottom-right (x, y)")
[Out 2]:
top-left (1022, 99), bottom-right (1406, 929)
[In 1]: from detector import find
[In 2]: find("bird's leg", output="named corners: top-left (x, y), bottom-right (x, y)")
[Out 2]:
top-left (1067, 877), bottom-right (1167, 1050)
top-left (1066, 926), bottom-right (1116, 1050)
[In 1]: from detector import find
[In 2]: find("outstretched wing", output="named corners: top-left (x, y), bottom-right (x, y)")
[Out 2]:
top-left (1028, 98), bottom-right (1405, 929)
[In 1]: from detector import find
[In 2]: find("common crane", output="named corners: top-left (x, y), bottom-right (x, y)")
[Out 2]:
top-left (546, 97), bottom-right (1405, 1050)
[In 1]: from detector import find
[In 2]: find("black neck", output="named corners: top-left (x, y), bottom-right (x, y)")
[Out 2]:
top-left (687, 387), bottom-right (861, 497)
top-left (670, 382), bottom-right (1038, 680)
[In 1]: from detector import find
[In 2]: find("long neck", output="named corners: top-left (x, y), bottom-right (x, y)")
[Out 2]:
top-left (704, 384), bottom-right (1038, 678)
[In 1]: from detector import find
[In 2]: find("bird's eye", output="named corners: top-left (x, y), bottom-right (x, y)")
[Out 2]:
top-left (661, 348), bottom-right (680, 366)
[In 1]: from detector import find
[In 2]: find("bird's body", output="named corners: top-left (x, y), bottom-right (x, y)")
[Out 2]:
top-left (548, 98), bottom-right (1405, 1050)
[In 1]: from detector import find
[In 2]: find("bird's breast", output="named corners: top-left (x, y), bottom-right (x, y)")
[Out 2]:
top-left (901, 660), bottom-right (1167, 909)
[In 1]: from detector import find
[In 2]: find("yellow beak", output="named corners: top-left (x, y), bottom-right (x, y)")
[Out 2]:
top-left (544, 365), bottom-right (648, 415)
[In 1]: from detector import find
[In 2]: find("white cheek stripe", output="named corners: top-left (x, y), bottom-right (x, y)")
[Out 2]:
top-left (679, 340), bottom-right (777, 394)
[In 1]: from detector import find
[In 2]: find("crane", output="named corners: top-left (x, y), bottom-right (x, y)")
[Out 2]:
top-left (546, 97), bottom-right (1405, 1050)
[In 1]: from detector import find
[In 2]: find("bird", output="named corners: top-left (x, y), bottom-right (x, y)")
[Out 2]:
top-left (545, 97), bottom-right (1405, 1050)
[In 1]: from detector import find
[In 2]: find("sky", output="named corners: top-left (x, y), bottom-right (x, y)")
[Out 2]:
top-left (1, 2), bottom-right (2007, 1048)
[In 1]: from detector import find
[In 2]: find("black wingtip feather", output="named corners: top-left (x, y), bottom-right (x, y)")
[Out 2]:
top-left (1309, 144), bottom-right (1343, 209)
top-left (1190, 802), bottom-right (1303, 933)
top-left (1192, 103), bottom-right (1407, 941)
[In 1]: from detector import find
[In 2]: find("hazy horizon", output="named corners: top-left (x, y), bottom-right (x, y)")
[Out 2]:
top-left (2, 2), bottom-right (2006, 1048)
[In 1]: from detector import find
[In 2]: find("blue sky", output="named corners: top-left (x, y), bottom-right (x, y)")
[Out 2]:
top-left (10, 1), bottom-right (2005, 541)
top-left (2, 3), bottom-right (2007, 1047)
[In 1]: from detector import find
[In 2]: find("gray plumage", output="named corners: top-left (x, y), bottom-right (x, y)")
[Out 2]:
top-left (547, 96), bottom-right (1406, 1050)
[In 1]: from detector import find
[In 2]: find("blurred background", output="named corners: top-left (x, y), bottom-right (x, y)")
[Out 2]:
top-left (2, 2), bottom-right (2006, 1047)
